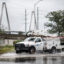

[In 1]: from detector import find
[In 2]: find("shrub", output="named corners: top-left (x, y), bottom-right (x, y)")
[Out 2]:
top-left (13, 40), bottom-right (21, 45)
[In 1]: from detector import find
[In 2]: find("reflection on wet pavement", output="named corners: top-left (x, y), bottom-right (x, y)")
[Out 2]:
top-left (0, 56), bottom-right (64, 64)
top-left (15, 57), bottom-right (36, 63)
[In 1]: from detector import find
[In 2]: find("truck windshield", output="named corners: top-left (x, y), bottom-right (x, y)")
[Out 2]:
top-left (24, 37), bottom-right (35, 42)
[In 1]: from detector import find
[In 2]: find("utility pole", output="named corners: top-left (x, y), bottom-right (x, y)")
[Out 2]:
top-left (25, 9), bottom-right (27, 34)
top-left (37, 7), bottom-right (39, 30)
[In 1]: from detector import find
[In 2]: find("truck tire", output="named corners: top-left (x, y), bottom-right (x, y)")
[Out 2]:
top-left (29, 47), bottom-right (36, 54)
top-left (51, 47), bottom-right (56, 54)
top-left (57, 49), bottom-right (62, 53)
top-left (16, 50), bottom-right (20, 53)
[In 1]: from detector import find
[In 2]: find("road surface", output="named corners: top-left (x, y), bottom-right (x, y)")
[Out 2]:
top-left (0, 52), bottom-right (64, 59)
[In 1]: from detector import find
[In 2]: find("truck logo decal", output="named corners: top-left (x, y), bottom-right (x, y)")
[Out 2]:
top-left (36, 44), bottom-right (40, 46)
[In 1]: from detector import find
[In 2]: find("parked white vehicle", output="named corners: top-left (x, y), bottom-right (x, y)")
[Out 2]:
top-left (15, 37), bottom-right (62, 54)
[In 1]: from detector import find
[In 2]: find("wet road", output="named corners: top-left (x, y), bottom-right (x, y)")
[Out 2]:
top-left (0, 56), bottom-right (64, 64)
top-left (0, 51), bottom-right (64, 58)
top-left (0, 52), bottom-right (64, 64)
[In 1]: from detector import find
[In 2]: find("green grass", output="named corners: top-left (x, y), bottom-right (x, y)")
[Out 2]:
top-left (0, 45), bottom-right (14, 54)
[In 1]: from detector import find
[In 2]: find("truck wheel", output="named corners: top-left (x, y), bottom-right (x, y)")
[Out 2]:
top-left (51, 47), bottom-right (56, 54)
top-left (29, 47), bottom-right (35, 54)
top-left (16, 50), bottom-right (20, 53)
top-left (57, 49), bottom-right (62, 53)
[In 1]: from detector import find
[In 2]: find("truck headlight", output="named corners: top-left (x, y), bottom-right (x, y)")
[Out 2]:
top-left (26, 44), bottom-right (29, 47)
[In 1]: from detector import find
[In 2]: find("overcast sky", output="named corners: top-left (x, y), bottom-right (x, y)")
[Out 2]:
top-left (0, 0), bottom-right (64, 36)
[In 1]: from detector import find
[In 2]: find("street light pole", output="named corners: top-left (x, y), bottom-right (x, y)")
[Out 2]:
top-left (34, 0), bottom-right (42, 31)
top-left (34, 0), bottom-right (42, 10)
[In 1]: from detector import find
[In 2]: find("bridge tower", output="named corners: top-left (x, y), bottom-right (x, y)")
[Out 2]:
top-left (0, 2), bottom-right (10, 32)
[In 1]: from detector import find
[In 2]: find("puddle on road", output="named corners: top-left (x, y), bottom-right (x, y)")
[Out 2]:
top-left (0, 56), bottom-right (64, 64)
top-left (15, 57), bottom-right (36, 62)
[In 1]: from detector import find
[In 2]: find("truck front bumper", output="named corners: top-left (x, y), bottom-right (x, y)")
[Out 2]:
top-left (15, 44), bottom-right (29, 51)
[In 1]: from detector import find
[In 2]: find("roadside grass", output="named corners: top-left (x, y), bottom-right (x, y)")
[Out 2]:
top-left (0, 45), bottom-right (15, 54)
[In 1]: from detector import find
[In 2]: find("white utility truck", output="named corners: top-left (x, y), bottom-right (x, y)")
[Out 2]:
top-left (15, 37), bottom-right (61, 54)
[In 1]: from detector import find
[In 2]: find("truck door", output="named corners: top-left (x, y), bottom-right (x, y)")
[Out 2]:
top-left (35, 38), bottom-right (43, 50)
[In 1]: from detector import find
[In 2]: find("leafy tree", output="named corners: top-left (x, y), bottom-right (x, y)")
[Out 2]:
top-left (45, 10), bottom-right (64, 36)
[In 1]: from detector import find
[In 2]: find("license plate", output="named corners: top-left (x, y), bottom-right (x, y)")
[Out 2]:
top-left (16, 48), bottom-right (19, 50)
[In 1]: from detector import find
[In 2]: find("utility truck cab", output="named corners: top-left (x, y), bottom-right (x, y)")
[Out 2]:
top-left (15, 37), bottom-right (45, 54)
